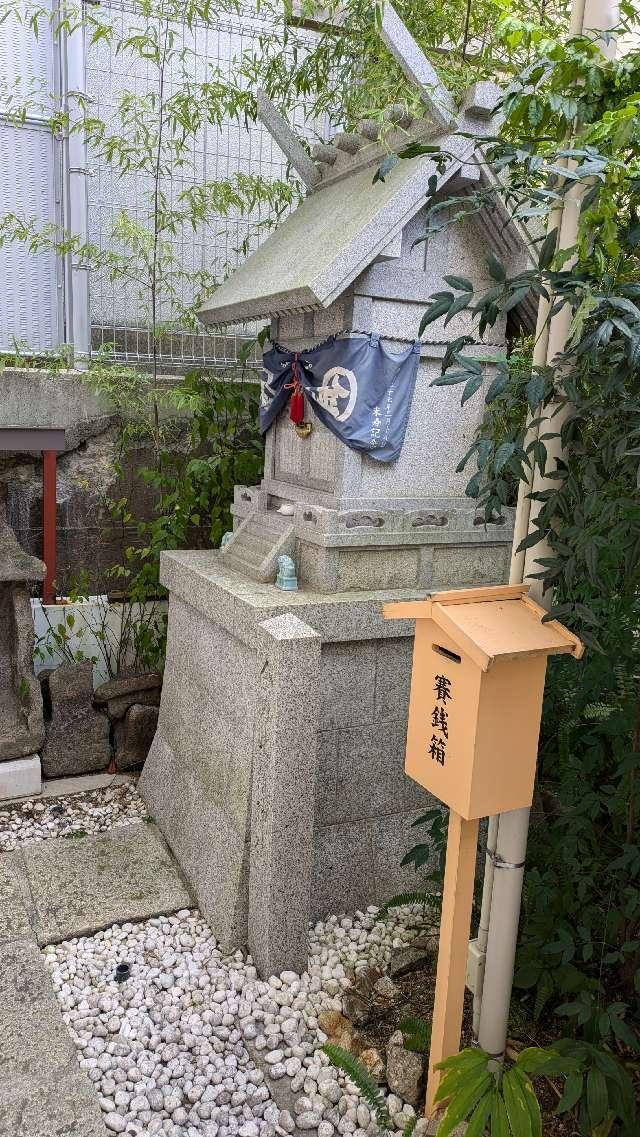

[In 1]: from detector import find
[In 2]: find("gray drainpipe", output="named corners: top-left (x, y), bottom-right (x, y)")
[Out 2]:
top-left (61, 4), bottom-right (90, 368)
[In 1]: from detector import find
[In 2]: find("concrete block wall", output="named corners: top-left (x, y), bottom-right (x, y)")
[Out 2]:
top-left (311, 635), bottom-right (433, 918)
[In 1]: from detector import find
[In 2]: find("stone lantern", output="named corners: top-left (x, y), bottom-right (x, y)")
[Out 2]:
top-left (0, 495), bottom-right (45, 797)
top-left (140, 4), bottom-right (533, 973)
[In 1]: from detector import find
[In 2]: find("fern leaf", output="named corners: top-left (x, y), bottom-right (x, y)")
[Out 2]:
top-left (583, 702), bottom-right (615, 720)
top-left (534, 971), bottom-right (555, 1020)
top-left (322, 1044), bottom-right (391, 1130)
top-left (401, 1116), bottom-right (418, 1137)
top-left (375, 891), bottom-right (437, 920)
top-left (399, 1016), bottom-right (432, 1054)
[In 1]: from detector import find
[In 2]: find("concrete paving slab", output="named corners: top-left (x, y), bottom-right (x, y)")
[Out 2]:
top-left (42, 771), bottom-right (134, 798)
top-left (0, 1071), bottom-right (107, 1137)
top-left (20, 821), bottom-right (192, 944)
top-left (0, 938), bottom-right (78, 1082)
top-left (0, 853), bottom-right (33, 944)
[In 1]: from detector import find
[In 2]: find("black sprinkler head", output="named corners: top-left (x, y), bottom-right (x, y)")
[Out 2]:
top-left (115, 962), bottom-right (131, 983)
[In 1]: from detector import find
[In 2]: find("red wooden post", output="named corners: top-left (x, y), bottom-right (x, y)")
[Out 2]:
top-left (42, 449), bottom-right (57, 605)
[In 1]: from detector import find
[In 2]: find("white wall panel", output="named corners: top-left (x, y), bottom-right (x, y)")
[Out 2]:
top-left (0, 123), bottom-right (61, 351)
top-left (0, 0), bottom-right (61, 352)
top-left (0, 0), bottom-right (55, 116)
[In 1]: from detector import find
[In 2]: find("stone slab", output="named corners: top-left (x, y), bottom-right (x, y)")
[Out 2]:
top-left (0, 1071), bottom-right (107, 1137)
top-left (19, 822), bottom-right (192, 944)
top-left (0, 888), bottom-right (108, 1137)
top-left (138, 600), bottom-right (257, 953)
top-left (0, 584), bottom-right (45, 762)
top-left (0, 754), bottom-right (41, 801)
top-left (158, 548), bottom-right (423, 649)
top-left (42, 771), bottom-right (134, 797)
top-left (0, 937), bottom-right (78, 1082)
top-left (245, 1038), bottom-right (316, 1137)
top-left (93, 672), bottom-right (162, 705)
top-left (0, 853), bottom-right (33, 945)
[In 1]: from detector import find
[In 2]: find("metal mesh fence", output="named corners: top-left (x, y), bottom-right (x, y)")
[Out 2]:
top-left (86, 1), bottom-right (323, 370)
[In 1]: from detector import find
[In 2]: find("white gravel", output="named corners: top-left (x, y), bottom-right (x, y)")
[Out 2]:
top-left (0, 783), bottom-right (148, 850)
top-left (43, 905), bottom-right (426, 1137)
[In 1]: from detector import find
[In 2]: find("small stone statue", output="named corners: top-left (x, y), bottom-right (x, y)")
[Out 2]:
top-left (220, 531), bottom-right (233, 548)
top-left (275, 554), bottom-right (298, 591)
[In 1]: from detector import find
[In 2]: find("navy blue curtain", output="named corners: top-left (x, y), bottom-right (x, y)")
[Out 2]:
top-left (260, 333), bottom-right (420, 463)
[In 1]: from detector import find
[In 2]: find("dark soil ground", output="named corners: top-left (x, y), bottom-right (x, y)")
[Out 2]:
top-left (356, 949), bottom-right (612, 1136)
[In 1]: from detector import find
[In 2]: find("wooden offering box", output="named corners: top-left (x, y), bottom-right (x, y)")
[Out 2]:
top-left (385, 584), bottom-right (583, 820)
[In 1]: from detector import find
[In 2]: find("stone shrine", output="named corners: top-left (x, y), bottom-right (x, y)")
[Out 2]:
top-left (139, 4), bottom-right (533, 974)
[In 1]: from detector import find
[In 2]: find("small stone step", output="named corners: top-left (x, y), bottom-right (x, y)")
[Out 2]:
top-left (220, 512), bottom-right (295, 583)
top-left (234, 530), bottom-right (279, 554)
top-left (222, 549), bottom-right (266, 575)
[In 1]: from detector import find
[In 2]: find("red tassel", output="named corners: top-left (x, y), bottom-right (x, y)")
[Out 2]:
top-left (289, 388), bottom-right (305, 423)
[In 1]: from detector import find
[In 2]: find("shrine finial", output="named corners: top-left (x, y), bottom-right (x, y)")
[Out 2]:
top-left (256, 90), bottom-right (321, 191)
top-left (379, 2), bottom-right (456, 132)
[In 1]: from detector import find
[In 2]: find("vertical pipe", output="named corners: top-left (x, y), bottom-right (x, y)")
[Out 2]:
top-left (42, 450), bottom-right (57, 605)
top-left (471, 813), bottom-right (499, 1037)
top-left (61, 6), bottom-right (90, 368)
top-left (477, 808), bottom-right (530, 1057)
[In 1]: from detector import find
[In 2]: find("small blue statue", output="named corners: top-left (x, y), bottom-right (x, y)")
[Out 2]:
top-left (276, 554), bottom-right (298, 591)
top-left (220, 531), bottom-right (233, 548)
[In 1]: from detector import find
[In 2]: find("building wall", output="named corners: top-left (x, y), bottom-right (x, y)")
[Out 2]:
top-left (0, 3), bottom-right (63, 352)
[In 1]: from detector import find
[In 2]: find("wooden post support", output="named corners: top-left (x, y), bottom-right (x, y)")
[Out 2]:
top-left (425, 810), bottom-right (480, 1117)
top-left (42, 449), bottom-right (57, 606)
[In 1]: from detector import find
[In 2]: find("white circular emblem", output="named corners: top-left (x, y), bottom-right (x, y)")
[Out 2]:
top-left (311, 366), bottom-right (358, 422)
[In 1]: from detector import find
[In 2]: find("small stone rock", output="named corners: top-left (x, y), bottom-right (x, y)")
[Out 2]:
top-left (372, 976), bottom-right (399, 1003)
top-left (359, 1048), bottom-right (385, 1083)
top-left (238, 1124), bottom-right (260, 1137)
top-left (105, 1114), bottom-right (127, 1134)
top-left (318, 1010), bottom-right (351, 1036)
top-left (386, 1031), bottom-right (427, 1108)
top-left (297, 1111), bottom-right (322, 1130)
top-left (389, 941), bottom-right (433, 979)
top-left (341, 991), bottom-right (371, 1026)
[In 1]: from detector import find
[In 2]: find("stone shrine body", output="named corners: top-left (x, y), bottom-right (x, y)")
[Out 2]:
top-left (139, 4), bottom-right (534, 974)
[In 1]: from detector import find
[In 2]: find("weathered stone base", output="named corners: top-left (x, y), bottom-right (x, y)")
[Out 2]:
top-left (139, 545), bottom-right (509, 974)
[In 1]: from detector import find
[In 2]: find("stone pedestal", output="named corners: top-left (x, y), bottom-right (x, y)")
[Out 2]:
top-left (0, 504), bottom-right (45, 787)
top-left (139, 540), bottom-right (510, 972)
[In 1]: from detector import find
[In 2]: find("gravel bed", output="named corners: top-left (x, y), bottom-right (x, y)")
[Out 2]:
top-left (43, 905), bottom-right (424, 1137)
top-left (0, 783), bottom-right (148, 850)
